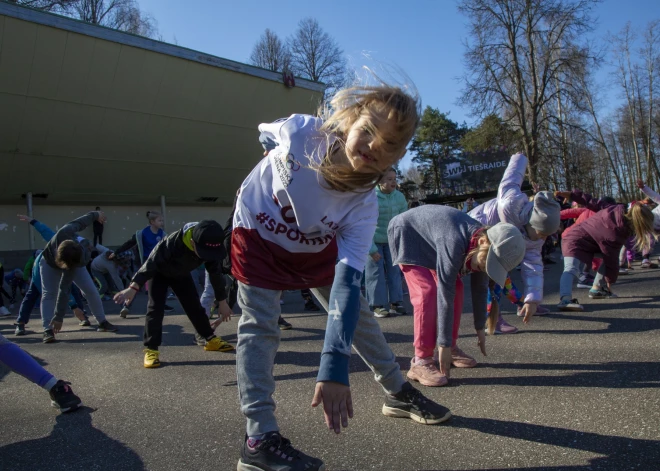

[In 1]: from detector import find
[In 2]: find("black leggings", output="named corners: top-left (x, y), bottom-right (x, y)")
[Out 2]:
top-left (144, 273), bottom-right (215, 350)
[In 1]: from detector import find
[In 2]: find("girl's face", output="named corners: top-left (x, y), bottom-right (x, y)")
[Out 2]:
top-left (379, 171), bottom-right (398, 193)
top-left (344, 106), bottom-right (403, 174)
top-left (151, 216), bottom-right (164, 230)
top-left (470, 237), bottom-right (490, 272)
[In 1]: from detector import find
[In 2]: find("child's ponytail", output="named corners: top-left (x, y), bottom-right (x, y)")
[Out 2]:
top-left (626, 203), bottom-right (657, 253)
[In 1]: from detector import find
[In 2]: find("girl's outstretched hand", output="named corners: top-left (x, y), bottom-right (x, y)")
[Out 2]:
top-left (637, 179), bottom-right (645, 189)
top-left (17, 214), bottom-right (34, 223)
top-left (311, 381), bottom-right (353, 434)
top-left (439, 346), bottom-right (452, 377)
top-left (476, 329), bottom-right (487, 356)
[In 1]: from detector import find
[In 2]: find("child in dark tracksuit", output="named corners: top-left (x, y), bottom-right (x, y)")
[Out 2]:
top-left (113, 220), bottom-right (234, 368)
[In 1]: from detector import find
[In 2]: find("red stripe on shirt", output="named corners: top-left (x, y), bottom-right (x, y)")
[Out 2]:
top-left (231, 227), bottom-right (338, 290)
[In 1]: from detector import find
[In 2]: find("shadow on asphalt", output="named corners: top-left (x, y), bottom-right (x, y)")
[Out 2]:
top-left (519, 310), bottom-right (660, 335)
top-left (444, 416), bottom-right (660, 471)
top-left (0, 407), bottom-right (146, 470)
top-left (455, 361), bottom-right (660, 388)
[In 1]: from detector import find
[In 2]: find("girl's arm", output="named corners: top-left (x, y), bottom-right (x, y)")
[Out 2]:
top-left (568, 190), bottom-right (611, 211)
top-left (520, 238), bottom-right (545, 304)
top-left (59, 211), bottom-right (101, 236)
top-left (560, 208), bottom-right (587, 220)
top-left (114, 234), bottom-right (138, 255)
top-left (470, 271), bottom-right (489, 331)
top-left (317, 214), bottom-right (376, 387)
top-left (497, 153), bottom-right (527, 201)
top-left (641, 185), bottom-right (660, 205)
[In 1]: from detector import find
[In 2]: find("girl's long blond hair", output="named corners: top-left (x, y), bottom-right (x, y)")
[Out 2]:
top-left (625, 202), bottom-right (658, 252)
top-left (315, 85), bottom-right (420, 192)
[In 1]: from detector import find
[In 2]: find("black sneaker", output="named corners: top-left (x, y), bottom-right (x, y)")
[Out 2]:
top-left (163, 304), bottom-right (175, 313)
top-left (79, 318), bottom-right (91, 327)
top-left (382, 382), bottom-right (452, 425)
top-left (43, 329), bottom-right (55, 343)
top-left (278, 316), bottom-right (292, 330)
top-left (389, 302), bottom-right (407, 315)
top-left (238, 432), bottom-right (325, 471)
top-left (14, 323), bottom-right (26, 336)
top-left (97, 320), bottom-right (118, 332)
top-left (49, 380), bottom-right (82, 413)
top-left (304, 300), bottom-right (321, 312)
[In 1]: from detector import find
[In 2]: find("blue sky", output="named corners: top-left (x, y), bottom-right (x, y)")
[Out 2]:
top-left (138, 0), bottom-right (659, 167)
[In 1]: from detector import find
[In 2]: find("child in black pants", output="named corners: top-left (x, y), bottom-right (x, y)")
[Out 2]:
top-left (113, 220), bottom-right (234, 368)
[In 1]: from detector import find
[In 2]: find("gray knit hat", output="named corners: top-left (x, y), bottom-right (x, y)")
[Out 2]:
top-left (529, 191), bottom-right (561, 235)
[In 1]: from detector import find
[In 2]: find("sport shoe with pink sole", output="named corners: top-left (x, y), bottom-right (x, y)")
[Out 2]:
top-left (451, 346), bottom-right (477, 368)
top-left (495, 315), bottom-right (518, 334)
top-left (407, 357), bottom-right (448, 387)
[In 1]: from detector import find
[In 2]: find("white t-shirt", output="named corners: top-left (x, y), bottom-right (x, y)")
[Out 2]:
top-left (232, 114), bottom-right (377, 289)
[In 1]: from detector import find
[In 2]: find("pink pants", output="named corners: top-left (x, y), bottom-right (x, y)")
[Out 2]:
top-left (400, 265), bottom-right (463, 359)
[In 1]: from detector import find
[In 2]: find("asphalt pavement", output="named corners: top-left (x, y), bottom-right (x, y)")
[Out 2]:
top-left (1, 255), bottom-right (659, 471)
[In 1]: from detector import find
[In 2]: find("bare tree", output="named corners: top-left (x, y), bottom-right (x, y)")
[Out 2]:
top-left (13, 0), bottom-right (157, 38)
top-left (458, 0), bottom-right (600, 181)
top-left (249, 29), bottom-right (290, 72)
top-left (287, 18), bottom-right (346, 94)
top-left (71, 0), bottom-right (156, 37)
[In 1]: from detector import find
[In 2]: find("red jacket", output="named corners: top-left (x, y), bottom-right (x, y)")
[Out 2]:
top-left (560, 207), bottom-right (595, 236)
top-left (561, 205), bottom-right (631, 284)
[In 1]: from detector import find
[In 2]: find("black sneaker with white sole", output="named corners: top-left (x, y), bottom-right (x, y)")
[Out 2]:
top-left (238, 432), bottom-right (325, 471)
top-left (49, 380), bottom-right (82, 413)
top-left (43, 329), bottom-right (55, 343)
top-left (97, 321), bottom-right (118, 332)
top-left (163, 304), bottom-right (175, 313)
top-left (382, 382), bottom-right (452, 425)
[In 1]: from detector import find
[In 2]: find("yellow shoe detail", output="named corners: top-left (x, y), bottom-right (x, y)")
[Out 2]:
top-left (204, 336), bottom-right (235, 352)
top-left (144, 349), bottom-right (160, 368)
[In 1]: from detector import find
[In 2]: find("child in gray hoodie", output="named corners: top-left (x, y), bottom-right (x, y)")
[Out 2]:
top-left (389, 205), bottom-right (525, 387)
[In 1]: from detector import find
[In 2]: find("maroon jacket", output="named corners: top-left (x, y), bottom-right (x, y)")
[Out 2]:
top-left (561, 205), bottom-right (631, 284)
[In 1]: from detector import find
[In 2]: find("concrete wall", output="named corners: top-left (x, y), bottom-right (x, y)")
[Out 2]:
top-left (0, 204), bottom-right (232, 268)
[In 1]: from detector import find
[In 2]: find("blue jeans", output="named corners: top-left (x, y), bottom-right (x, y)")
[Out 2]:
top-left (365, 243), bottom-right (403, 308)
top-left (560, 256), bottom-right (606, 300)
top-left (15, 281), bottom-right (40, 325)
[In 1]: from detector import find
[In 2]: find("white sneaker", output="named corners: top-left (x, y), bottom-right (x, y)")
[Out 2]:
top-left (0, 306), bottom-right (10, 316)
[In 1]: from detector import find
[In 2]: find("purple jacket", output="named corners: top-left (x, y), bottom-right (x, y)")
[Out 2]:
top-left (561, 205), bottom-right (631, 284)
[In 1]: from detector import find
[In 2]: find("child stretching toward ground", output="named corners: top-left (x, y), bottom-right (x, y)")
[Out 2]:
top-left (469, 153), bottom-right (561, 333)
top-left (557, 202), bottom-right (657, 311)
top-left (40, 211), bottom-right (118, 338)
top-left (389, 205), bottom-right (525, 386)
top-left (232, 85), bottom-right (451, 471)
top-left (0, 332), bottom-right (82, 412)
top-left (113, 220), bottom-right (234, 368)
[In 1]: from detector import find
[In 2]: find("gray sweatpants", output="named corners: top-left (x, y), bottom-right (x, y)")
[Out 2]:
top-left (40, 256), bottom-right (106, 330)
top-left (236, 282), bottom-right (405, 436)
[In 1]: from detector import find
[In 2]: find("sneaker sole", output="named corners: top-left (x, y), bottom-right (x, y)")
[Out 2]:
top-left (43, 338), bottom-right (56, 344)
top-left (406, 372), bottom-right (448, 387)
top-left (205, 345), bottom-right (235, 352)
top-left (237, 460), bottom-right (326, 471)
top-left (144, 362), bottom-right (160, 368)
top-left (374, 314), bottom-right (390, 318)
top-left (278, 325), bottom-right (292, 330)
top-left (51, 400), bottom-right (82, 413)
top-left (381, 405), bottom-right (452, 425)
top-left (576, 284), bottom-right (593, 289)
